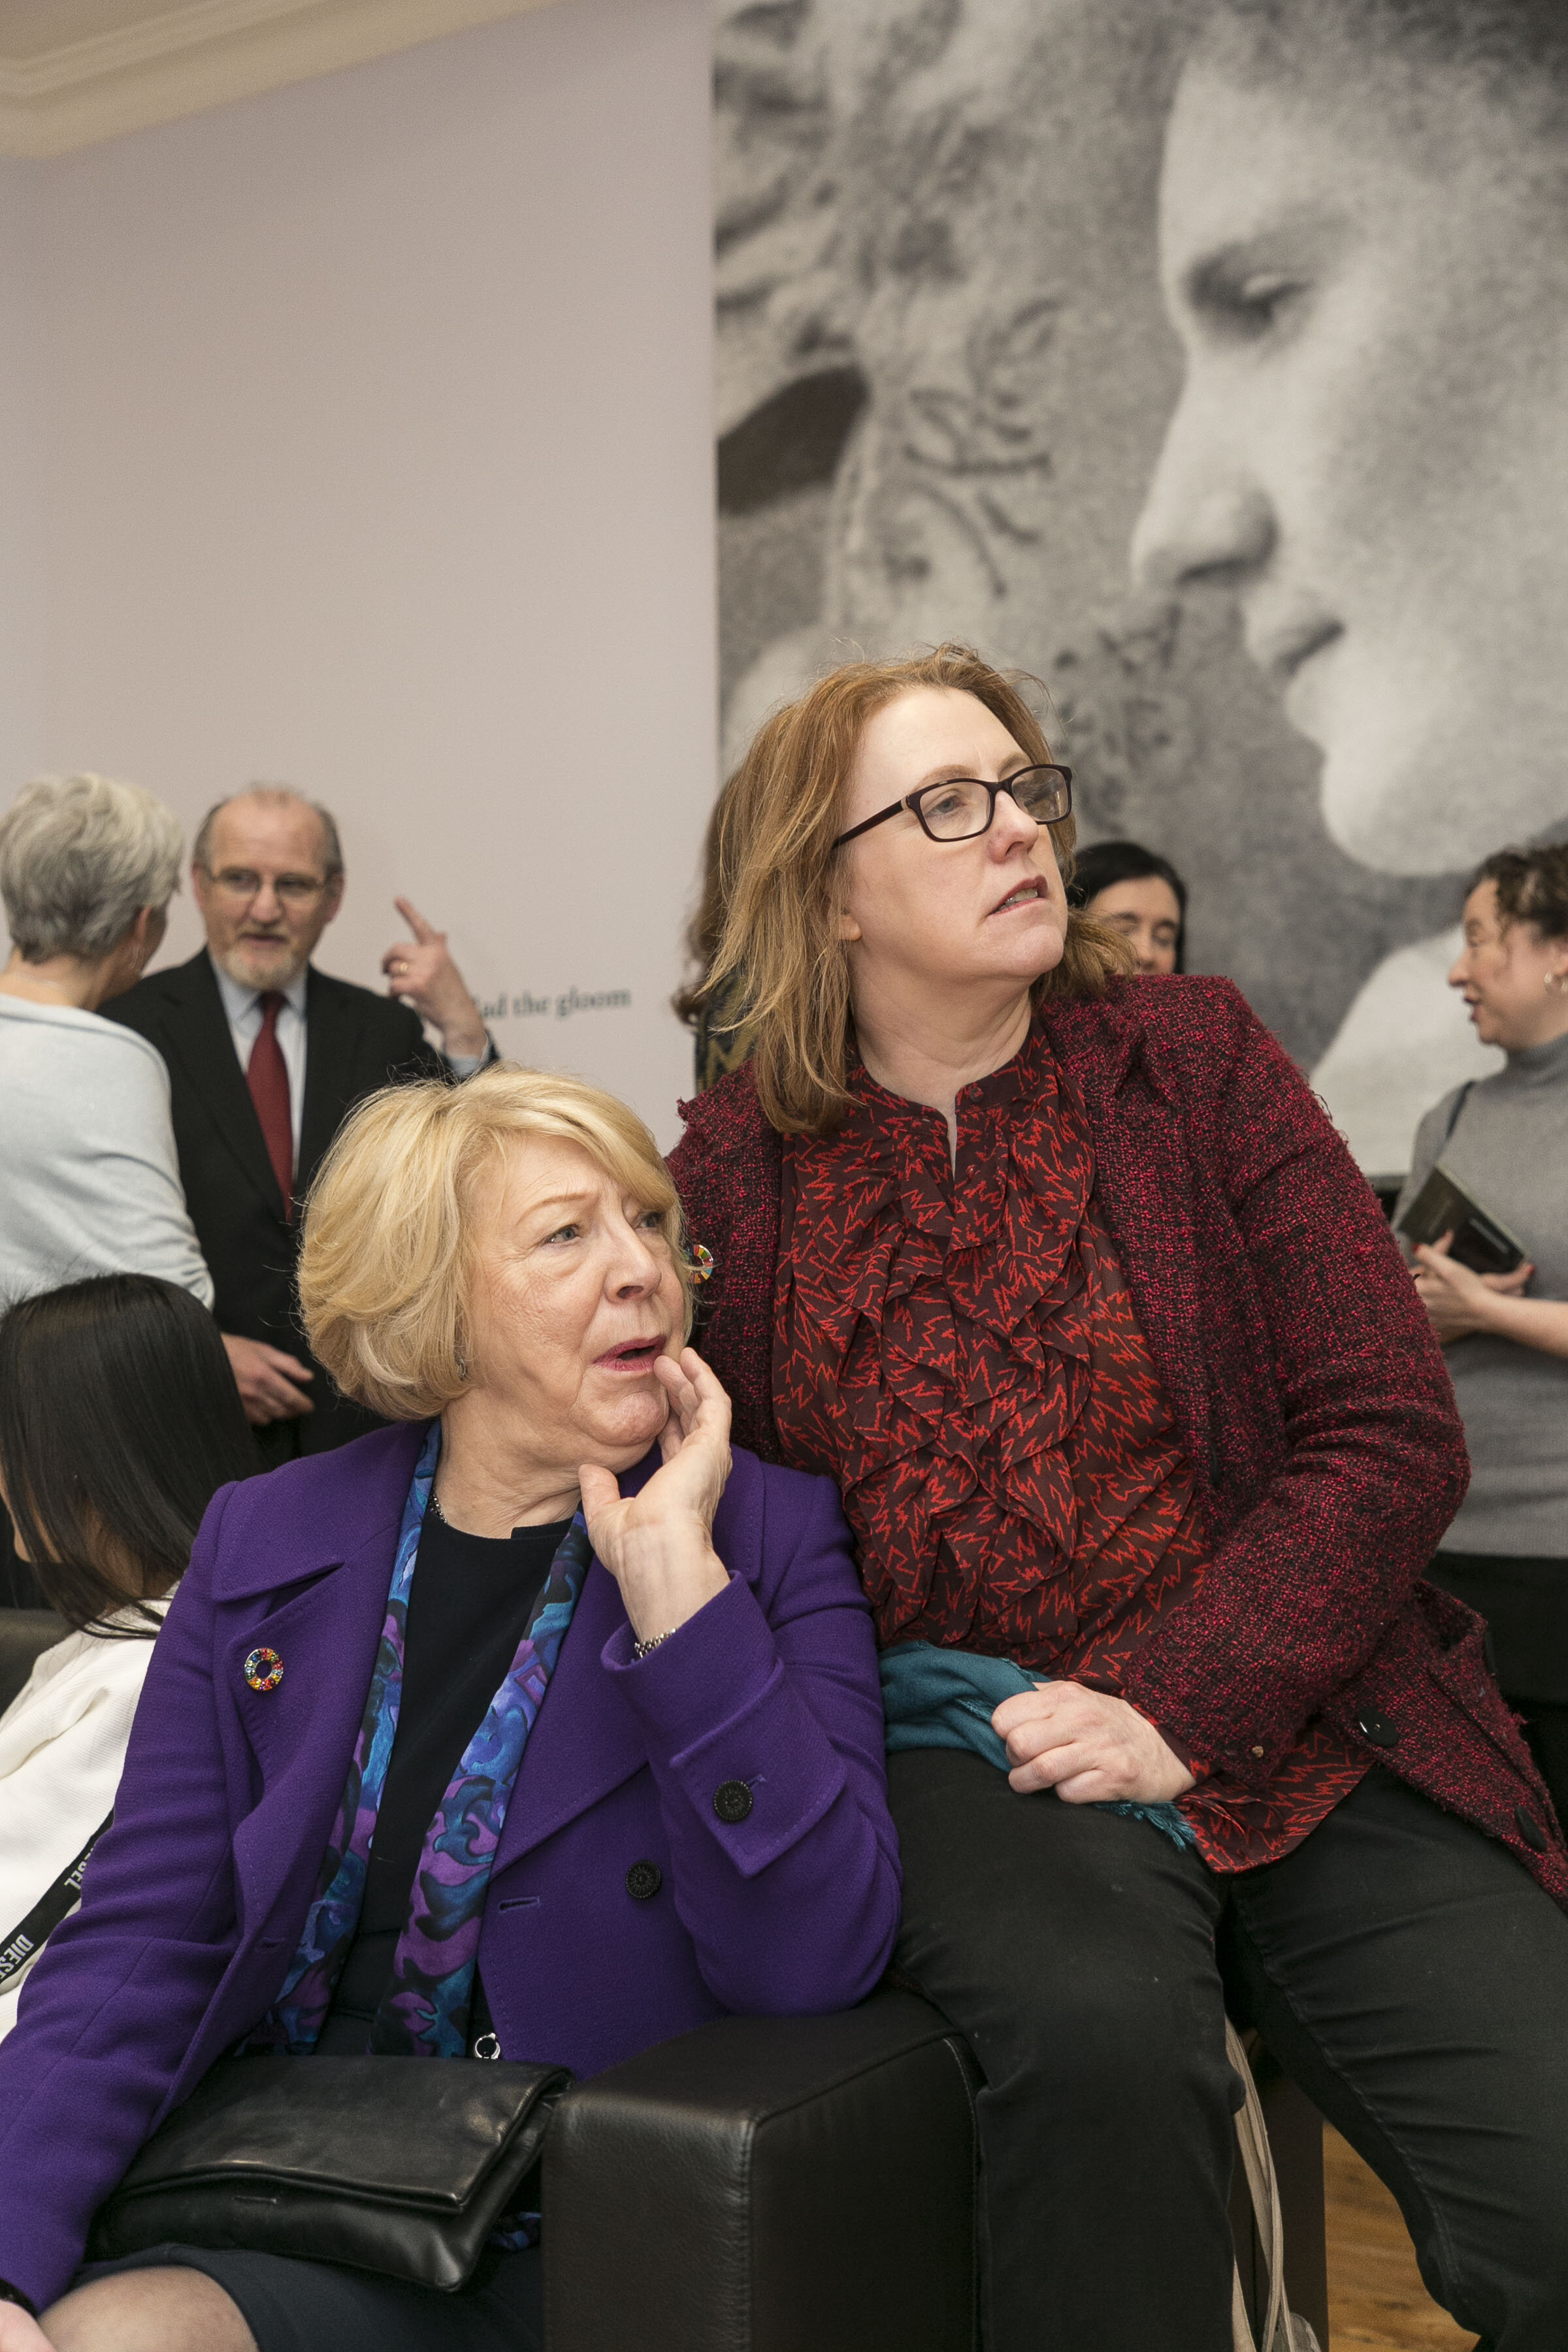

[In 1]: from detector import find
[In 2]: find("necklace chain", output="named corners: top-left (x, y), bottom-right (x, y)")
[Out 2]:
top-left (428, 1486), bottom-right (576, 1536)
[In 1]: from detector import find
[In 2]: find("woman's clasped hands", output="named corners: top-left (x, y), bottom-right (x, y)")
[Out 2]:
top-left (578, 1345), bottom-right (732, 1645)
top-left (1413, 1232), bottom-right (1534, 1345)
top-left (992, 1682), bottom-right (1197, 1805)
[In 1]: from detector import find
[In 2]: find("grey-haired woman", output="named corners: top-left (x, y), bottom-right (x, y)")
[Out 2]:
top-left (0, 774), bottom-right (211, 1313)
top-left (0, 776), bottom-right (213, 1606)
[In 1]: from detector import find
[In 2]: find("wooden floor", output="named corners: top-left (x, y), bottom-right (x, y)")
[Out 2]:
top-left (1324, 2127), bottom-right (1476, 2351)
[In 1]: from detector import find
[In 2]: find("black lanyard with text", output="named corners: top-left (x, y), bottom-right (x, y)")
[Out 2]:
top-left (0, 1814), bottom-right (112, 1990)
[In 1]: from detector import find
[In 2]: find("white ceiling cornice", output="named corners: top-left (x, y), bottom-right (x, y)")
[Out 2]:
top-left (0, 0), bottom-right (561, 157)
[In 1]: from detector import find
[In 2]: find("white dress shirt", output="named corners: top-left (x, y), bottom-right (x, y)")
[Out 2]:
top-left (211, 958), bottom-right (310, 1168)
top-left (210, 957), bottom-right (488, 1174)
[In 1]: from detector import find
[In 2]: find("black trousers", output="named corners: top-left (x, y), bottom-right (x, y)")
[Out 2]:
top-left (889, 1752), bottom-right (1568, 2352)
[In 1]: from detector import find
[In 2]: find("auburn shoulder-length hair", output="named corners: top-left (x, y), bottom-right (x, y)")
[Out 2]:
top-left (703, 644), bottom-right (1132, 1135)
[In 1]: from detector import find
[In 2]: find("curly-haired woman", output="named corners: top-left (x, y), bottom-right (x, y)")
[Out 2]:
top-left (670, 643), bottom-right (1568, 2351)
top-left (1400, 843), bottom-right (1568, 1837)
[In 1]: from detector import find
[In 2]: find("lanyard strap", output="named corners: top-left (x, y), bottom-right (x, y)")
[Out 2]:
top-left (0, 1814), bottom-right (111, 1990)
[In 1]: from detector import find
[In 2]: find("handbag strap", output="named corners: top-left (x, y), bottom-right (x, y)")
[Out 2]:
top-left (0, 1812), bottom-right (112, 1991)
top-left (1440, 1081), bottom-right (1474, 1152)
top-left (1226, 2019), bottom-right (1295, 2352)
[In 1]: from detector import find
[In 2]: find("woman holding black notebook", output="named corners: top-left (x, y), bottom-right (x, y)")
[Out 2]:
top-left (1400, 844), bottom-right (1568, 1827)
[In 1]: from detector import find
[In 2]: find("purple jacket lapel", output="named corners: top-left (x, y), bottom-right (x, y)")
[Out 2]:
top-left (214, 1421), bottom-right (668, 1898)
top-left (211, 1423), bottom-right (423, 1942)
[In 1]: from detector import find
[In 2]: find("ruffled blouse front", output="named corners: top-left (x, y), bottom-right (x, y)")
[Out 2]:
top-left (773, 1023), bottom-right (1368, 1872)
top-left (774, 1024), bottom-right (1209, 1675)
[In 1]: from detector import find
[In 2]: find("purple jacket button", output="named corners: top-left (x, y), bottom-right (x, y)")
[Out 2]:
top-left (713, 1780), bottom-right (753, 1824)
top-left (626, 1861), bottom-right (662, 1901)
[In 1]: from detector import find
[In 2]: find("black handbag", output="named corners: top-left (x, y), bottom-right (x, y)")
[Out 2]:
top-left (87, 2054), bottom-right (572, 2292)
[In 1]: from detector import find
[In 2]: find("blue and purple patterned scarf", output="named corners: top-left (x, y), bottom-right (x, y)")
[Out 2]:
top-left (256, 1422), bottom-right (589, 2057)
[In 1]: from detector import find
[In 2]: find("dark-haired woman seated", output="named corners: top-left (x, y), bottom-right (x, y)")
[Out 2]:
top-left (0, 1274), bottom-right (258, 2038)
top-left (1070, 837), bottom-right (1187, 975)
top-left (670, 645), bottom-right (1568, 2352)
top-left (0, 1065), bottom-right (897, 2352)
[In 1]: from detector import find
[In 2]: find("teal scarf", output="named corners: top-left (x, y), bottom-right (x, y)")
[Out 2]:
top-left (879, 1641), bottom-right (1196, 1851)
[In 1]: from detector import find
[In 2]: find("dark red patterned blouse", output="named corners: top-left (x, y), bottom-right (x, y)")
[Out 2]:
top-left (773, 1023), bottom-right (1365, 1871)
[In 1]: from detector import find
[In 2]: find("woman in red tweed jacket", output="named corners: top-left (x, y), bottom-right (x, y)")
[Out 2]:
top-left (668, 645), bottom-right (1568, 2352)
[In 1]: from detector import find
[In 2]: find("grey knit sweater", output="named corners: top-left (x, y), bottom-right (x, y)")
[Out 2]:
top-left (0, 993), bottom-right (212, 1309)
top-left (1398, 1028), bottom-right (1568, 1557)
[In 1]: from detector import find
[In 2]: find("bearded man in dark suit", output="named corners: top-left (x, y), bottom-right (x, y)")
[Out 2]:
top-left (104, 785), bottom-right (492, 1462)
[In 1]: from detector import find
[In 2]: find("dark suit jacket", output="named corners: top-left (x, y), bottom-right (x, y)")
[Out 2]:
top-left (103, 951), bottom-right (448, 1456)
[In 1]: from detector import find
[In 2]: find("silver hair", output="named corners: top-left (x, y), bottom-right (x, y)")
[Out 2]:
top-left (191, 785), bottom-right (344, 881)
top-left (0, 774), bottom-right (184, 964)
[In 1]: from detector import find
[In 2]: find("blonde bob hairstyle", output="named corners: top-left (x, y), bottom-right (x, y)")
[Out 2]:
top-left (298, 1063), bottom-right (693, 1422)
top-left (702, 644), bottom-right (1134, 1136)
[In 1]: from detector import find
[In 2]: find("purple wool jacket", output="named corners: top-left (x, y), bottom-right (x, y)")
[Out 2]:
top-left (0, 1422), bottom-right (901, 2313)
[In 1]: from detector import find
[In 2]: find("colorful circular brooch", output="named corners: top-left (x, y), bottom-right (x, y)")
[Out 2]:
top-left (243, 1646), bottom-right (284, 1693)
top-left (689, 1241), bottom-right (715, 1286)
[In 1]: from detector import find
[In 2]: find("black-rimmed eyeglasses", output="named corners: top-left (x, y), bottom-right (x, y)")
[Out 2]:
top-left (833, 764), bottom-right (1073, 849)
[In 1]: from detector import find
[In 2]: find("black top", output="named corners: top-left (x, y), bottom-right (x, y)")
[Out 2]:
top-left (316, 1506), bottom-right (571, 2051)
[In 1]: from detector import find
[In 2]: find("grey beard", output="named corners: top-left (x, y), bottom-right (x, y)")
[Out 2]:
top-left (212, 938), bottom-right (308, 991)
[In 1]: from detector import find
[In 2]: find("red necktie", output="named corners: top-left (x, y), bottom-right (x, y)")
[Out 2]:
top-left (247, 990), bottom-right (293, 1220)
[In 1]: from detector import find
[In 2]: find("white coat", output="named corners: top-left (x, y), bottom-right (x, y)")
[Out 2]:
top-left (0, 1600), bottom-right (171, 2038)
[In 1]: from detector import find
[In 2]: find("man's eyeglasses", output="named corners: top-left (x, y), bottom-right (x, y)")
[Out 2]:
top-left (833, 764), bottom-right (1073, 849)
top-left (202, 866), bottom-right (332, 907)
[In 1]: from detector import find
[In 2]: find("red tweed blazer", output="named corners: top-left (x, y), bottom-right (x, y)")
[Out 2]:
top-left (668, 977), bottom-right (1568, 1904)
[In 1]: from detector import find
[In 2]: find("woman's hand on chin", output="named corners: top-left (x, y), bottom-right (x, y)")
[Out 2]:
top-left (579, 1347), bottom-right (733, 1644)
top-left (990, 1682), bottom-right (1197, 1805)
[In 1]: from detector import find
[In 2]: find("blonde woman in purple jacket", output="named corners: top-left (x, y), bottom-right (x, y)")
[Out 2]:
top-left (0, 1066), bottom-right (899, 2352)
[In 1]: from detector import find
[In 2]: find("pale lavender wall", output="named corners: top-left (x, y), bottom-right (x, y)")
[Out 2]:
top-left (0, 156), bottom-right (44, 795)
top-left (28, 0), bottom-right (714, 1140)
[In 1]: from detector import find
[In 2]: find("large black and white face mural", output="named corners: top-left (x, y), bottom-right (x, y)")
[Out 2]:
top-left (714, 0), bottom-right (1568, 1176)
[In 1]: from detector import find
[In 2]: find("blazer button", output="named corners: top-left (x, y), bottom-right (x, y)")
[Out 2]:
top-left (626, 1860), bottom-right (663, 1901)
top-left (713, 1779), bottom-right (753, 1824)
top-left (1516, 1807), bottom-right (1549, 1853)
top-left (1354, 1708), bottom-right (1399, 1748)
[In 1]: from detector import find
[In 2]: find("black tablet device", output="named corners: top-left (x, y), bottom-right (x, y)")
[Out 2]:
top-left (1397, 1162), bottom-right (1527, 1277)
